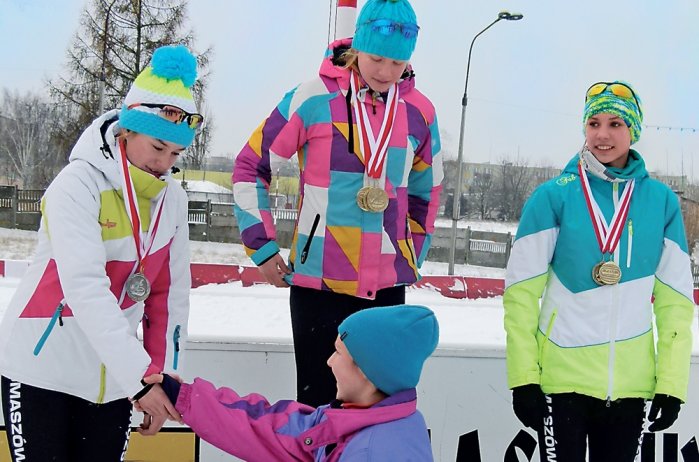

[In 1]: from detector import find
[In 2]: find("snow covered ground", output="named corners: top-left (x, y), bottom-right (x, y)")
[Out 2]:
top-left (0, 225), bottom-right (507, 347)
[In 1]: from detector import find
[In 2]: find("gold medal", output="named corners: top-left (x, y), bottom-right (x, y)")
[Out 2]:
top-left (364, 187), bottom-right (388, 212)
top-left (592, 261), bottom-right (621, 285)
top-left (356, 186), bottom-right (371, 211)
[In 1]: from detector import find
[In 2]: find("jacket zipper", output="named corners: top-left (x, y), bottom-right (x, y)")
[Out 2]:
top-left (626, 220), bottom-right (633, 268)
top-left (345, 87), bottom-right (354, 154)
top-left (300, 214), bottom-right (321, 264)
top-left (607, 184), bottom-right (620, 406)
top-left (405, 219), bottom-right (416, 266)
top-left (173, 325), bottom-right (181, 370)
top-left (33, 302), bottom-right (64, 355)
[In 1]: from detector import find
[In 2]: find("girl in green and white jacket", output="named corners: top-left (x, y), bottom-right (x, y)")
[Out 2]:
top-left (504, 81), bottom-right (694, 461)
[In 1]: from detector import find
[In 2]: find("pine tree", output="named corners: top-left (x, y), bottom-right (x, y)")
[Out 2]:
top-left (49, 0), bottom-right (212, 164)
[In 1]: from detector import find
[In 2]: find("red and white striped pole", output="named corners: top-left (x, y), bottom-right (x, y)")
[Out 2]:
top-left (335, 0), bottom-right (357, 40)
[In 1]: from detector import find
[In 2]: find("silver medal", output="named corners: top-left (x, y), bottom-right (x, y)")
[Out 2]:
top-left (126, 272), bottom-right (151, 302)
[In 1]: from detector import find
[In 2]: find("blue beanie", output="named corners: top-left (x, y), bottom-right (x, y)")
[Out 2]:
top-left (352, 0), bottom-right (418, 61)
top-left (583, 80), bottom-right (643, 145)
top-left (120, 45), bottom-right (200, 147)
top-left (338, 304), bottom-right (439, 395)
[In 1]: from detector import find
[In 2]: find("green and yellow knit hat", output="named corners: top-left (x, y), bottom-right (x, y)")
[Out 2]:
top-left (120, 45), bottom-right (199, 147)
top-left (583, 81), bottom-right (643, 144)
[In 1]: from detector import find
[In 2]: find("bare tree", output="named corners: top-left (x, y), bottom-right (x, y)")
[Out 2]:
top-left (0, 90), bottom-right (62, 188)
top-left (48, 0), bottom-right (212, 162)
top-left (470, 171), bottom-right (495, 220)
top-left (493, 156), bottom-right (534, 221)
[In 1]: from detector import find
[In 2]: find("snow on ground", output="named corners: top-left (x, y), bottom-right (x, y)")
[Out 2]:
top-left (0, 226), bottom-right (506, 279)
top-left (183, 180), bottom-right (231, 193)
top-left (0, 225), bottom-right (507, 348)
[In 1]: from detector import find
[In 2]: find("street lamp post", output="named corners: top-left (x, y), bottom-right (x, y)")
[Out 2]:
top-left (447, 11), bottom-right (523, 275)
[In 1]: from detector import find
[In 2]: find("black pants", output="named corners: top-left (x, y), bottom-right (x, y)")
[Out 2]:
top-left (1, 376), bottom-right (133, 462)
top-left (289, 285), bottom-right (405, 407)
top-left (538, 392), bottom-right (645, 462)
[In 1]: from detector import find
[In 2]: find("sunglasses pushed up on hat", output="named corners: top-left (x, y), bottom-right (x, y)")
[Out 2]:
top-left (127, 103), bottom-right (204, 130)
top-left (361, 18), bottom-right (419, 38)
top-left (585, 82), bottom-right (643, 118)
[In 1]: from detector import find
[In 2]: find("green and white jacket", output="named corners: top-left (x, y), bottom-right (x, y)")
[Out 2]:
top-left (504, 151), bottom-right (694, 402)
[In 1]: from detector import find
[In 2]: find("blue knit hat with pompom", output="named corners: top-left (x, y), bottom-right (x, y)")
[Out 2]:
top-left (120, 45), bottom-right (199, 147)
top-left (338, 304), bottom-right (439, 395)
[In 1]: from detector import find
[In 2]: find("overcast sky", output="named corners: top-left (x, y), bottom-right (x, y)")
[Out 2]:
top-left (2, 0), bottom-right (699, 178)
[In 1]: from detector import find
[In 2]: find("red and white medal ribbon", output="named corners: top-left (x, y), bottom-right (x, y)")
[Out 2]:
top-left (118, 139), bottom-right (168, 276)
top-left (578, 162), bottom-right (634, 255)
top-left (349, 70), bottom-right (399, 181)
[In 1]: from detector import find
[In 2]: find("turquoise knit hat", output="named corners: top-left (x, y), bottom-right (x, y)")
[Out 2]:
top-left (338, 304), bottom-right (439, 395)
top-left (120, 45), bottom-right (199, 147)
top-left (352, 0), bottom-right (418, 61)
top-left (583, 81), bottom-right (643, 145)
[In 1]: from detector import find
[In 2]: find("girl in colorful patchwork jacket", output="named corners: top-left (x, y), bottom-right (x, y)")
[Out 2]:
top-left (233, 0), bottom-right (442, 408)
top-left (147, 304), bottom-right (438, 461)
top-left (504, 81), bottom-right (694, 461)
top-left (0, 45), bottom-right (203, 461)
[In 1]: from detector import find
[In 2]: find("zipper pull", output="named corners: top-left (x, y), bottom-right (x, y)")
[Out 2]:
top-left (372, 91), bottom-right (377, 115)
top-left (143, 313), bottom-right (150, 329)
top-left (174, 325), bottom-right (181, 352)
top-left (628, 220), bottom-right (633, 236)
top-left (606, 397), bottom-right (611, 408)
top-left (58, 303), bottom-right (64, 327)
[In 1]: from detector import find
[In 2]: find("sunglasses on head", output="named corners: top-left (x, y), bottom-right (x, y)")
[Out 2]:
top-left (363, 19), bottom-right (419, 39)
top-left (128, 103), bottom-right (204, 129)
top-left (585, 82), bottom-right (642, 118)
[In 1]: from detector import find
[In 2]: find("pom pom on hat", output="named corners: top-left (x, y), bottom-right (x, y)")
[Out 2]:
top-left (151, 45), bottom-right (198, 88)
top-left (583, 80), bottom-right (643, 145)
top-left (338, 304), bottom-right (439, 395)
top-left (353, 0), bottom-right (418, 61)
top-left (120, 45), bottom-right (200, 147)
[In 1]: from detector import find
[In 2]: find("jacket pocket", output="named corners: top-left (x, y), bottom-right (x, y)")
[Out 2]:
top-left (539, 310), bottom-right (557, 373)
top-left (173, 325), bottom-right (181, 370)
top-left (300, 214), bottom-right (321, 264)
top-left (33, 302), bottom-right (64, 356)
top-left (626, 220), bottom-right (633, 268)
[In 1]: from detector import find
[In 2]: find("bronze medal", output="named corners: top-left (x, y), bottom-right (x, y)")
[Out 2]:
top-left (365, 187), bottom-right (389, 212)
top-left (126, 272), bottom-right (151, 302)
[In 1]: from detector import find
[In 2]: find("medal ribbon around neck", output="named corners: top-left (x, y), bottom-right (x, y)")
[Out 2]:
top-left (118, 139), bottom-right (168, 275)
top-left (349, 70), bottom-right (399, 181)
top-left (578, 161), bottom-right (635, 255)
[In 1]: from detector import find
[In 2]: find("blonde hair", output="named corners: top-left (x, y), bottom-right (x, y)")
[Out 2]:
top-left (339, 48), bottom-right (360, 72)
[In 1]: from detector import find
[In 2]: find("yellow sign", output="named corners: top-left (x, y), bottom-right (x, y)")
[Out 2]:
top-left (0, 427), bottom-right (198, 462)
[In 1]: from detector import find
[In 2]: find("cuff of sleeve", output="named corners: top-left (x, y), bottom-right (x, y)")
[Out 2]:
top-left (251, 241), bottom-right (280, 266)
top-left (161, 374), bottom-right (182, 405)
top-left (175, 382), bottom-right (193, 416)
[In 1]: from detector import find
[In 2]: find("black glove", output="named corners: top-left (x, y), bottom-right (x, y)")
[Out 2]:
top-left (512, 384), bottom-right (547, 432)
top-left (647, 394), bottom-right (682, 432)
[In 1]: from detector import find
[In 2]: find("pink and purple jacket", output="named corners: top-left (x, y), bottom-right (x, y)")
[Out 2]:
top-left (0, 110), bottom-right (191, 403)
top-left (233, 39), bottom-right (443, 299)
top-left (174, 377), bottom-right (434, 461)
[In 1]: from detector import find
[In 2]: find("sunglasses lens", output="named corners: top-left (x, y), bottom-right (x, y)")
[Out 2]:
top-left (159, 106), bottom-right (184, 123)
top-left (188, 114), bottom-right (204, 129)
top-left (609, 84), bottom-right (633, 100)
top-left (586, 83), bottom-right (608, 100)
top-left (402, 24), bottom-right (419, 38)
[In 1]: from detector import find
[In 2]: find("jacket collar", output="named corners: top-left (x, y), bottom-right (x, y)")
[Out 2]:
top-left (299, 389), bottom-right (418, 454)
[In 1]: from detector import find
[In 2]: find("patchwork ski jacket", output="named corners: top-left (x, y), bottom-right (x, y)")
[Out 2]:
top-left (233, 38), bottom-right (443, 299)
top-left (175, 377), bottom-right (433, 461)
top-left (504, 151), bottom-right (694, 401)
top-left (0, 110), bottom-right (191, 403)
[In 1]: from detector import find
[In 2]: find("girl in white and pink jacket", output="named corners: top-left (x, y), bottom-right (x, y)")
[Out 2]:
top-left (0, 45), bottom-right (203, 462)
